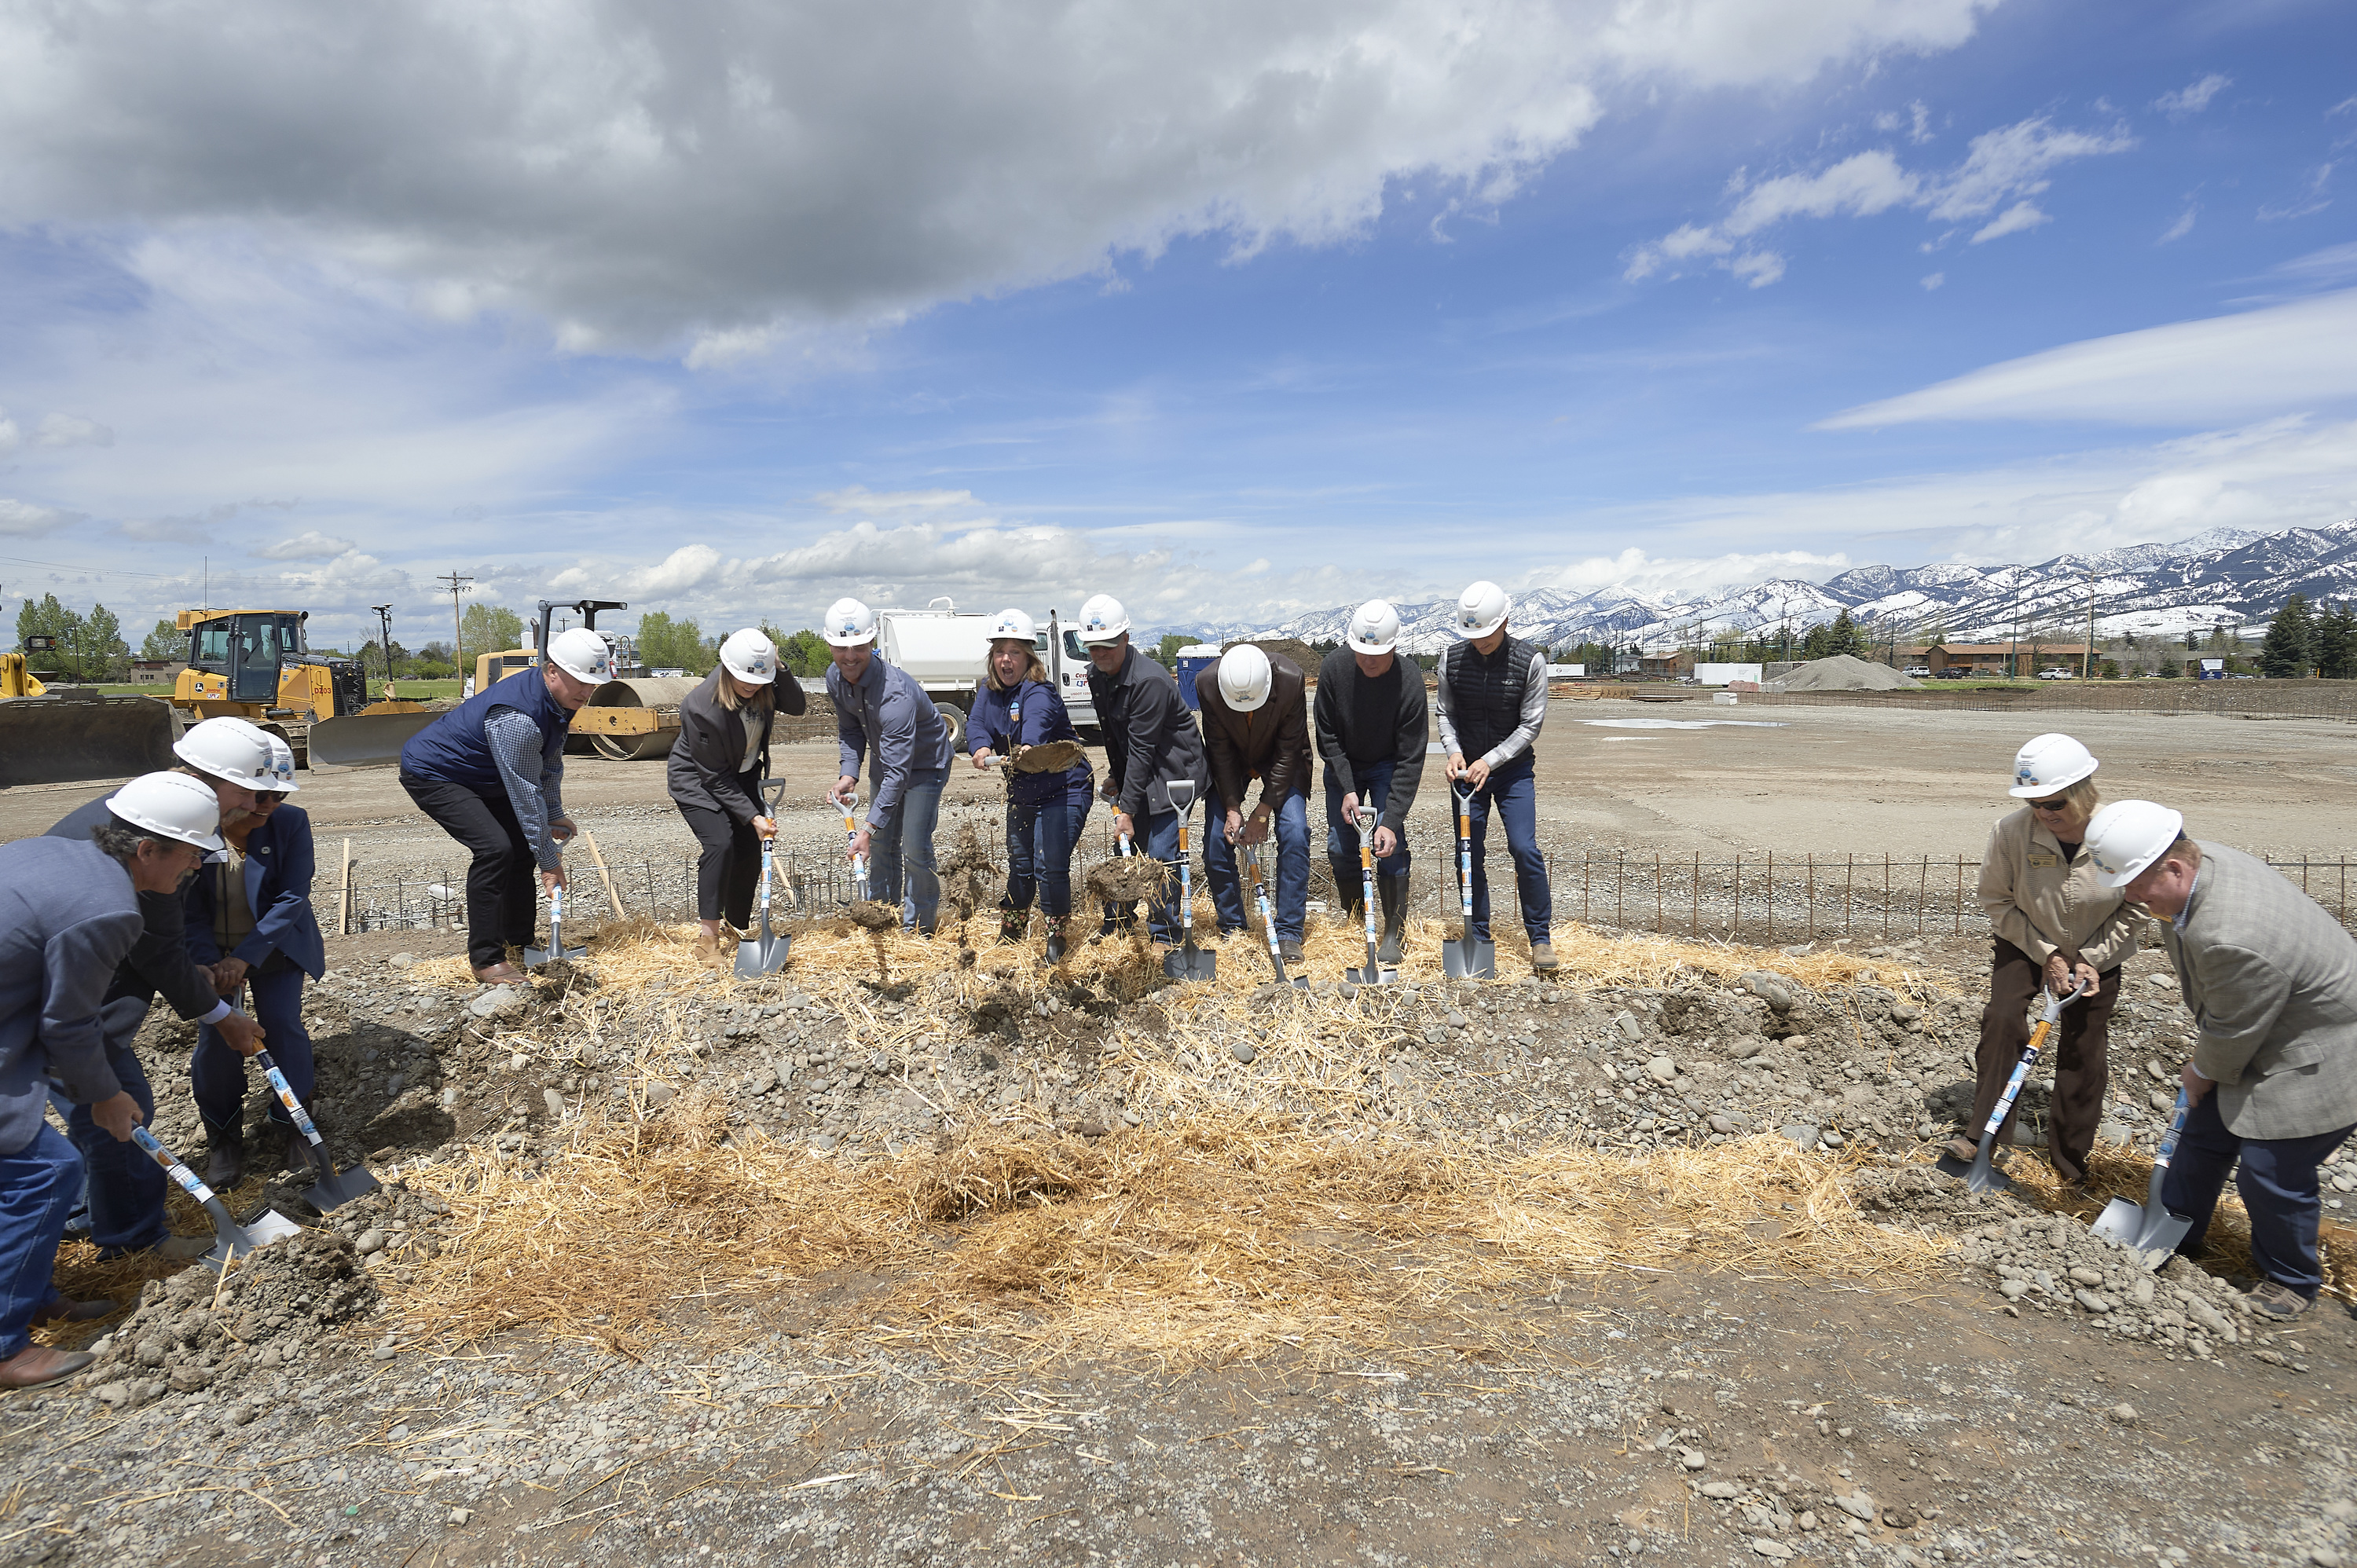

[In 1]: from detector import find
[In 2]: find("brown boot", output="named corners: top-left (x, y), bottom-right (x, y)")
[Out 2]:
top-left (1530, 942), bottom-right (1560, 973)
top-left (0, 1344), bottom-right (94, 1390)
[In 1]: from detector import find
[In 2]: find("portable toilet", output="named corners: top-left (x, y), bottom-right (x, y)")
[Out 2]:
top-left (1174, 644), bottom-right (1226, 711)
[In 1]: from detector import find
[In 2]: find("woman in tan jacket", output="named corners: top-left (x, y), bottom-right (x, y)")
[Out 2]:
top-left (1959, 732), bottom-right (2140, 1188)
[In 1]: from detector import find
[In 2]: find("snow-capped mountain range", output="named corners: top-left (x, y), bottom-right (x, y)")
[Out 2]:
top-left (1209, 522), bottom-right (2357, 654)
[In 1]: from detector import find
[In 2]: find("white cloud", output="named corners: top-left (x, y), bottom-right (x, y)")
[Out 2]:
top-left (0, 412), bottom-right (18, 454)
top-left (256, 529), bottom-right (358, 561)
top-left (2160, 207), bottom-right (2197, 244)
top-left (34, 412), bottom-right (113, 449)
top-left (1727, 251), bottom-right (1787, 288)
top-left (1969, 200), bottom-right (2048, 244)
top-left (0, 499), bottom-right (82, 537)
top-left (1629, 115), bottom-right (2131, 285)
top-left (1873, 101), bottom-right (1934, 145)
top-left (1816, 288), bottom-right (2357, 427)
top-left (0, 0), bottom-right (1998, 353)
top-left (1920, 271), bottom-right (1944, 289)
top-left (2154, 74), bottom-right (2231, 119)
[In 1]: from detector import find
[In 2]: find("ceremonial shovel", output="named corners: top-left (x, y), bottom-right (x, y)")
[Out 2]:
top-left (1936, 978), bottom-right (2091, 1194)
top-left (736, 779), bottom-right (794, 976)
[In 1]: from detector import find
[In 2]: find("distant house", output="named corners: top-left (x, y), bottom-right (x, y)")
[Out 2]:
top-left (126, 658), bottom-right (186, 685)
top-left (1908, 641), bottom-right (2095, 678)
top-left (1637, 650), bottom-right (1693, 679)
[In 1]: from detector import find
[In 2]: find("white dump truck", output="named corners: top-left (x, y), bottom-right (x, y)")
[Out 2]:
top-left (874, 599), bottom-right (1098, 746)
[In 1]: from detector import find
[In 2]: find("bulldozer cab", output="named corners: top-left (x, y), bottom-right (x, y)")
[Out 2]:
top-left (183, 610), bottom-right (303, 705)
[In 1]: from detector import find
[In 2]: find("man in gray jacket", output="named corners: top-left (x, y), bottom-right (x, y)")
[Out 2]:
top-left (824, 598), bottom-right (954, 934)
top-left (2, 773), bottom-right (222, 1388)
top-left (2089, 800), bottom-right (2357, 1319)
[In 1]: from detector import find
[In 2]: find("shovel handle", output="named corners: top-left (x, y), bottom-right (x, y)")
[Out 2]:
top-left (251, 1050), bottom-right (327, 1145)
top-left (2151, 1086), bottom-right (2193, 1174)
top-left (131, 1126), bottom-right (219, 1207)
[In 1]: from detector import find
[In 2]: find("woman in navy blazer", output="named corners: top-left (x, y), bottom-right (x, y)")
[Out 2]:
top-left (183, 767), bottom-right (324, 1185)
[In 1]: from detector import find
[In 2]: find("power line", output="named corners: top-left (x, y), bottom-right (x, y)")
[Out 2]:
top-left (0, 552), bottom-right (193, 581)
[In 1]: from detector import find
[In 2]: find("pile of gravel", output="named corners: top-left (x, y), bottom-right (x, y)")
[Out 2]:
top-left (83, 1231), bottom-right (377, 1408)
top-left (1766, 656), bottom-right (1922, 693)
top-left (1948, 1214), bottom-right (2258, 1357)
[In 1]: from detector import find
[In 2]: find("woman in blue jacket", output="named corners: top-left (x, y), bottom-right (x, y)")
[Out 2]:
top-left (966, 610), bottom-right (1093, 962)
top-left (184, 739), bottom-right (324, 1186)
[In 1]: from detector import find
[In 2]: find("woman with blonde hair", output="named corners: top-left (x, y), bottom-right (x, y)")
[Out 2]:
top-left (1962, 733), bottom-right (2138, 1189)
top-left (965, 609), bottom-right (1093, 961)
top-left (669, 629), bottom-right (808, 966)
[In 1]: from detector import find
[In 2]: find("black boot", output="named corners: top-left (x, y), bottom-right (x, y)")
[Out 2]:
top-left (1377, 873), bottom-right (1409, 965)
top-left (202, 1126), bottom-right (244, 1189)
top-left (1044, 918), bottom-right (1069, 964)
top-left (1328, 854), bottom-right (1363, 929)
top-left (998, 903), bottom-right (1029, 944)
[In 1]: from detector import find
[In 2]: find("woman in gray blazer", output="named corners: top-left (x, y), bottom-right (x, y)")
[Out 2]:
top-left (668, 630), bottom-right (806, 968)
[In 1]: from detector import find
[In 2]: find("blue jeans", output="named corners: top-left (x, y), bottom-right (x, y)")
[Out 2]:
top-left (66, 1030), bottom-right (166, 1257)
top-left (192, 964), bottom-right (313, 1138)
top-left (1204, 783), bottom-right (1310, 941)
top-left (0, 1124), bottom-right (82, 1357)
top-left (1325, 760), bottom-right (1411, 878)
top-left (870, 766), bottom-right (947, 933)
top-left (1006, 796), bottom-right (1091, 918)
top-left (1462, 757), bottom-right (1551, 944)
top-left (2163, 1093), bottom-right (2355, 1297)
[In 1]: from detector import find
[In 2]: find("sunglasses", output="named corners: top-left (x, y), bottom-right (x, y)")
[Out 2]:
top-left (2029, 797), bottom-right (2073, 812)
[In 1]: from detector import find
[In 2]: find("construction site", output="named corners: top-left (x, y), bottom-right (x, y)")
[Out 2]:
top-left (0, 657), bottom-right (2352, 1568)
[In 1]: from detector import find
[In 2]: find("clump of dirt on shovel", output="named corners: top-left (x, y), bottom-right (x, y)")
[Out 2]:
top-left (847, 901), bottom-right (900, 931)
top-left (1087, 856), bottom-right (1164, 905)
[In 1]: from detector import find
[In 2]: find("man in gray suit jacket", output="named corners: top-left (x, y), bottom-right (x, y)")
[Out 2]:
top-left (2089, 800), bottom-right (2357, 1320)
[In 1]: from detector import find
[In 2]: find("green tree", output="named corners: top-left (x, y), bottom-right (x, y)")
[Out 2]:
top-left (759, 625), bottom-right (832, 679)
top-left (636, 612), bottom-right (713, 674)
top-left (1825, 608), bottom-right (1870, 658)
top-left (2158, 651), bottom-right (2183, 679)
top-left (1151, 632), bottom-right (1197, 669)
top-left (75, 603), bottom-right (126, 680)
top-left (458, 603), bottom-right (526, 672)
top-left (2259, 594), bottom-right (2317, 679)
top-left (15, 593), bottom-right (82, 670)
top-left (1800, 622), bottom-right (1832, 659)
top-left (141, 617), bottom-right (183, 661)
top-left (2315, 601), bottom-right (2357, 680)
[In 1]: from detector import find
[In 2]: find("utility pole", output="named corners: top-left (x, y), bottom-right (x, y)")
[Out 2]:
top-left (2084, 570), bottom-right (2098, 678)
top-left (438, 572), bottom-right (473, 683)
top-left (370, 603), bottom-right (395, 694)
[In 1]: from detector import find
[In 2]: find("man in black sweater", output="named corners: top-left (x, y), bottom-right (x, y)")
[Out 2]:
top-left (1076, 594), bottom-right (1210, 943)
top-left (1311, 599), bottom-right (1428, 965)
top-left (1438, 581), bottom-right (1557, 973)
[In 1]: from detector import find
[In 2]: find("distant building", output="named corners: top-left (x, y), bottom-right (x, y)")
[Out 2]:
top-left (1901, 640), bottom-right (2095, 678)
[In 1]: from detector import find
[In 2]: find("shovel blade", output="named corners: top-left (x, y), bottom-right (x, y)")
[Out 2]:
top-left (1345, 964), bottom-right (1395, 985)
top-left (2089, 1195), bottom-right (2146, 1245)
top-left (1163, 943), bottom-right (1218, 981)
top-left (735, 931), bottom-right (793, 976)
top-left (302, 1156), bottom-right (383, 1212)
top-left (203, 1207), bottom-right (305, 1270)
top-left (2128, 1211), bottom-right (2194, 1259)
top-left (1934, 1143), bottom-right (2013, 1195)
top-left (1442, 936), bottom-right (1497, 980)
top-left (524, 942), bottom-right (586, 965)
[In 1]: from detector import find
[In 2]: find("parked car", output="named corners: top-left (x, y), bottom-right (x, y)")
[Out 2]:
top-left (2037, 668), bottom-right (2076, 680)
top-left (1903, 665), bottom-right (1930, 677)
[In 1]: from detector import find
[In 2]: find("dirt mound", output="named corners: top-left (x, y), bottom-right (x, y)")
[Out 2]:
top-left (1087, 855), bottom-right (1166, 905)
top-left (82, 1230), bottom-right (376, 1406)
top-left (1768, 655), bottom-right (1922, 693)
top-left (1948, 1214), bottom-right (2256, 1357)
top-left (847, 899), bottom-right (900, 930)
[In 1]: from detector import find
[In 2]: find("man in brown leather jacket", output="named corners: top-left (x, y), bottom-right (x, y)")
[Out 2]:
top-left (1194, 644), bottom-right (1313, 962)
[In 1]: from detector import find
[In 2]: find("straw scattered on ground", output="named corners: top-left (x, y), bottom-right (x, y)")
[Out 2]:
top-left (391, 1112), bottom-right (1940, 1371)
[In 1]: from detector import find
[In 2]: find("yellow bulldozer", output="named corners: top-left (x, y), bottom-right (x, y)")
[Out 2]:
top-left (170, 608), bottom-right (435, 769)
top-left (0, 640), bottom-right (181, 789)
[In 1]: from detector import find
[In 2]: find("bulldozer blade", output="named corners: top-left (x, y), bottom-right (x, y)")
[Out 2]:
top-left (0, 693), bottom-right (175, 788)
top-left (306, 709), bottom-right (442, 769)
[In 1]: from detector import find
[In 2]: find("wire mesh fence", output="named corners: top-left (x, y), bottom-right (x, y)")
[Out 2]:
top-left (328, 818), bottom-right (2357, 948)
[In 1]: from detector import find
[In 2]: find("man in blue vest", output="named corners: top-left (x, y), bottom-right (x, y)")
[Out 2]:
top-left (1438, 581), bottom-right (1557, 974)
top-left (401, 627), bottom-right (612, 981)
top-left (824, 598), bottom-right (954, 934)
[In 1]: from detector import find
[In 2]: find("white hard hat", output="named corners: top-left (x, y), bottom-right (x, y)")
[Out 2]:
top-left (107, 771), bottom-right (225, 852)
top-left (547, 627), bottom-right (614, 683)
top-left (1215, 644), bottom-right (1274, 712)
top-left (822, 597), bottom-right (878, 647)
top-left (2008, 732), bottom-right (2098, 798)
top-left (1346, 599), bottom-right (1401, 655)
top-left (1076, 594), bottom-right (1130, 645)
top-left (2084, 800), bottom-right (2186, 889)
top-left (1454, 581), bottom-right (1511, 640)
top-left (259, 732), bottom-right (301, 793)
top-left (718, 628), bottom-right (777, 683)
top-left (986, 607), bottom-right (1037, 643)
top-left (172, 716), bottom-right (276, 789)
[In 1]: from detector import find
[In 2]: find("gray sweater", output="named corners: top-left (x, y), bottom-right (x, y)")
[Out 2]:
top-left (0, 838), bottom-right (144, 1154)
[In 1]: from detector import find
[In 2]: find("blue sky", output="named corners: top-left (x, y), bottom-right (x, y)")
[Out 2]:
top-left (0, 0), bottom-right (2352, 649)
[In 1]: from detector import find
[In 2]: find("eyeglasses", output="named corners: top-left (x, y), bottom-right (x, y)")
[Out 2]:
top-left (2029, 797), bottom-right (2073, 812)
